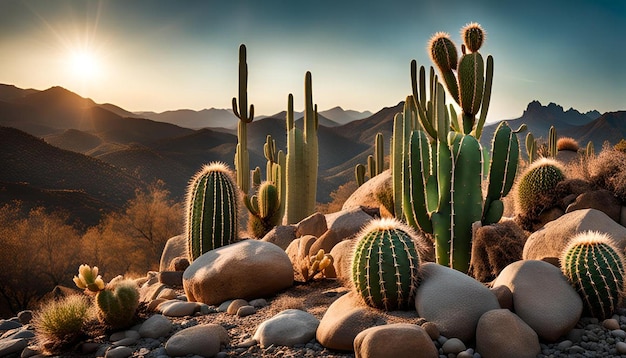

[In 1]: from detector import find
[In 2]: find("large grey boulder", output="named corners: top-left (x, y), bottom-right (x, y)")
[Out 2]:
top-left (342, 169), bottom-right (394, 218)
top-left (415, 262), bottom-right (500, 343)
top-left (325, 208), bottom-right (374, 241)
top-left (523, 209), bottom-right (626, 265)
top-left (492, 260), bottom-right (582, 341)
top-left (183, 240), bottom-right (293, 305)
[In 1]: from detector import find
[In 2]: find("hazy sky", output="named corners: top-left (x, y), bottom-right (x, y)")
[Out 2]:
top-left (1, 0), bottom-right (624, 121)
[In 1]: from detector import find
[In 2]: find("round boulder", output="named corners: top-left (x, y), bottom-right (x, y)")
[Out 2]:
top-left (159, 234), bottom-right (187, 272)
top-left (476, 309), bottom-right (540, 358)
top-left (415, 262), bottom-right (500, 343)
top-left (354, 323), bottom-right (438, 358)
top-left (165, 324), bottom-right (229, 357)
top-left (183, 240), bottom-right (293, 305)
top-left (492, 260), bottom-right (582, 341)
top-left (253, 309), bottom-right (320, 348)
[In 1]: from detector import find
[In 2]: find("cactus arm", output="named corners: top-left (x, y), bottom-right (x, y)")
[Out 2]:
top-left (411, 61), bottom-right (437, 140)
top-left (375, 132), bottom-right (384, 175)
top-left (449, 104), bottom-right (461, 133)
top-left (355, 164), bottom-right (366, 187)
top-left (474, 55), bottom-right (493, 140)
top-left (392, 113), bottom-right (404, 219)
top-left (232, 44), bottom-right (254, 123)
top-left (549, 126), bottom-right (558, 158)
top-left (432, 140), bottom-right (452, 267)
top-left (404, 130), bottom-right (433, 234)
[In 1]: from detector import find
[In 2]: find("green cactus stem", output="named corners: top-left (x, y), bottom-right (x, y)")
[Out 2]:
top-left (186, 162), bottom-right (239, 261)
top-left (526, 132), bottom-right (538, 163)
top-left (548, 125), bottom-right (558, 158)
top-left (461, 22), bottom-right (485, 53)
top-left (246, 181), bottom-right (282, 238)
top-left (284, 72), bottom-right (319, 224)
top-left (233, 44), bottom-right (254, 196)
top-left (515, 157), bottom-right (565, 216)
top-left (351, 218), bottom-right (421, 311)
top-left (561, 231), bottom-right (625, 320)
top-left (95, 280), bottom-right (139, 329)
top-left (355, 163), bottom-right (366, 187)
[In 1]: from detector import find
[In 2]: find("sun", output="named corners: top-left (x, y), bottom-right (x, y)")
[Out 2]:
top-left (68, 50), bottom-right (102, 80)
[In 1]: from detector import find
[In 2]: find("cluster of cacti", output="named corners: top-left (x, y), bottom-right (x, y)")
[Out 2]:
top-left (355, 132), bottom-right (385, 187)
top-left (351, 218), bottom-right (421, 310)
top-left (515, 158), bottom-right (565, 216)
top-left (246, 181), bottom-right (282, 238)
top-left (300, 249), bottom-right (333, 282)
top-left (392, 23), bottom-right (525, 272)
top-left (186, 162), bottom-right (239, 261)
top-left (561, 231), bottom-right (625, 320)
top-left (73, 265), bottom-right (139, 329)
top-left (284, 72), bottom-right (319, 224)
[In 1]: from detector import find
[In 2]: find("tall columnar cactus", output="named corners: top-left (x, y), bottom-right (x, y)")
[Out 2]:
top-left (515, 158), bottom-right (565, 216)
top-left (351, 218), bottom-right (421, 311)
top-left (548, 125), bottom-right (558, 158)
top-left (525, 132), bottom-right (538, 163)
top-left (233, 44), bottom-right (254, 196)
top-left (186, 162), bottom-right (239, 261)
top-left (355, 163), bottom-right (366, 187)
top-left (561, 231), bottom-right (625, 320)
top-left (394, 23), bottom-right (524, 273)
top-left (95, 280), bottom-right (139, 329)
top-left (586, 141), bottom-right (595, 158)
top-left (284, 72), bottom-right (319, 224)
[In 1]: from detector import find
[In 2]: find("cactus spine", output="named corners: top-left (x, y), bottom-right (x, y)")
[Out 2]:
top-left (186, 162), bottom-right (239, 261)
top-left (95, 280), bottom-right (139, 329)
top-left (351, 218), bottom-right (421, 310)
top-left (515, 158), bottom-right (565, 216)
top-left (395, 23), bottom-right (523, 273)
top-left (561, 231), bottom-right (625, 320)
top-left (233, 44), bottom-right (254, 196)
top-left (284, 72), bottom-right (319, 224)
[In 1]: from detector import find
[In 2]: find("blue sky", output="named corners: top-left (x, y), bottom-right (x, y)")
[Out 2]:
top-left (0, 0), bottom-right (624, 122)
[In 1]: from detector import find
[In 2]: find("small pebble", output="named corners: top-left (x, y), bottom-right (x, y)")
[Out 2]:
top-left (442, 338), bottom-right (465, 355)
top-left (612, 329), bottom-right (626, 339)
top-left (237, 305), bottom-right (256, 317)
top-left (603, 318), bottom-right (620, 330)
top-left (557, 339), bottom-right (573, 351)
top-left (617, 341), bottom-right (626, 354)
top-left (228, 299), bottom-right (250, 314)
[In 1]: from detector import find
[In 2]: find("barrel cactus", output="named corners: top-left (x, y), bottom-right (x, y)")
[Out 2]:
top-left (561, 231), bottom-right (625, 320)
top-left (95, 279), bottom-right (140, 329)
top-left (515, 158), bottom-right (565, 217)
top-left (351, 218), bottom-right (422, 310)
top-left (186, 162), bottom-right (239, 261)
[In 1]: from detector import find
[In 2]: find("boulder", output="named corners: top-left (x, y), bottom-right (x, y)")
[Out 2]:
top-left (342, 169), bottom-right (394, 218)
top-left (329, 239), bottom-right (355, 281)
top-left (296, 212), bottom-right (328, 238)
top-left (165, 324), bottom-right (229, 357)
top-left (492, 260), bottom-right (582, 341)
top-left (183, 240), bottom-right (293, 305)
top-left (309, 229), bottom-right (342, 257)
top-left (476, 309), bottom-right (540, 358)
top-left (254, 309), bottom-right (320, 348)
top-left (316, 291), bottom-right (385, 351)
top-left (353, 323), bottom-right (438, 358)
top-left (523, 209), bottom-right (626, 265)
top-left (138, 314), bottom-right (172, 339)
top-left (261, 225), bottom-right (297, 250)
top-left (156, 300), bottom-right (199, 317)
top-left (325, 208), bottom-right (375, 240)
top-left (415, 262), bottom-right (500, 343)
top-left (566, 190), bottom-right (622, 223)
top-left (159, 234), bottom-right (187, 272)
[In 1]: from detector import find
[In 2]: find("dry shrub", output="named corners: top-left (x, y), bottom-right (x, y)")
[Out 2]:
top-left (33, 294), bottom-right (94, 353)
top-left (557, 137), bottom-right (579, 151)
top-left (586, 146), bottom-right (626, 202)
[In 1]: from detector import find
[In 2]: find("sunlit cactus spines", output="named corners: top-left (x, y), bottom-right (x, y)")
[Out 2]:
top-left (95, 279), bottom-right (139, 329)
top-left (186, 162), bottom-right (239, 261)
top-left (427, 32), bottom-right (459, 103)
top-left (73, 264), bottom-right (105, 292)
top-left (561, 231), bottom-right (625, 320)
top-left (515, 157), bottom-right (565, 215)
top-left (461, 22), bottom-right (485, 53)
top-left (351, 218), bottom-right (422, 311)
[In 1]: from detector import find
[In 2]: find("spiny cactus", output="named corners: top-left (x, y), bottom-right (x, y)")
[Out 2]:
top-left (233, 44), bottom-right (254, 196)
top-left (548, 125), bottom-right (558, 158)
top-left (515, 157), bottom-right (565, 216)
top-left (301, 249), bottom-right (333, 282)
top-left (246, 181), bottom-right (282, 238)
top-left (355, 163), bottom-right (366, 187)
top-left (73, 264), bottom-right (105, 293)
top-left (95, 279), bottom-right (139, 329)
top-left (351, 218), bottom-right (421, 310)
top-left (186, 162), bottom-right (239, 261)
top-left (561, 231), bottom-right (625, 320)
top-left (284, 72), bottom-right (319, 224)
top-left (526, 132), bottom-right (538, 163)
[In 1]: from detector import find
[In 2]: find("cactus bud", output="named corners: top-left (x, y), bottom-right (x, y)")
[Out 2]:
top-left (428, 32), bottom-right (458, 71)
top-left (74, 264), bottom-right (105, 292)
top-left (461, 22), bottom-right (485, 53)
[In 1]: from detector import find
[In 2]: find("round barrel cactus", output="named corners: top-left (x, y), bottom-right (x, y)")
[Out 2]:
top-left (186, 162), bottom-right (239, 261)
top-left (351, 218), bottom-right (421, 311)
top-left (561, 231), bottom-right (625, 320)
top-left (515, 157), bottom-right (565, 215)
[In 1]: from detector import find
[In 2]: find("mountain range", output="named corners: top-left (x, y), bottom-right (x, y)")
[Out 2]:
top-left (0, 83), bottom-right (624, 226)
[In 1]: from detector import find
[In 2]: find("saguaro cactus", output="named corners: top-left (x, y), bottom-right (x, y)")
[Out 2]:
top-left (284, 72), bottom-right (319, 224)
top-left (351, 218), bottom-right (421, 310)
top-left (233, 44), bottom-right (254, 196)
top-left (186, 162), bottom-right (239, 261)
top-left (561, 231), bottom-right (625, 320)
top-left (394, 23), bottom-right (524, 273)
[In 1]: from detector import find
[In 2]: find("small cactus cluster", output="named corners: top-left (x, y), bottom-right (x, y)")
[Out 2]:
top-left (515, 158), bottom-right (565, 217)
top-left (186, 162), bottom-right (239, 261)
top-left (73, 265), bottom-right (139, 329)
top-left (351, 218), bottom-right (421, 310)
top-left (300, 249), bottom-right (333, 282)
top-left (561, 231), bottom-right (625, 320)
top-left (356, 133), bottom-right (385, 187)
top-left (246, 180), bottom-right (282, 238)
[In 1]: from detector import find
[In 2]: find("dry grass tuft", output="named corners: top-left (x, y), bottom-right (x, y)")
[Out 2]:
top-left (33, 294), bottom-right (94, 353)
top-left (557, 137), bottom-right (580, 152)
